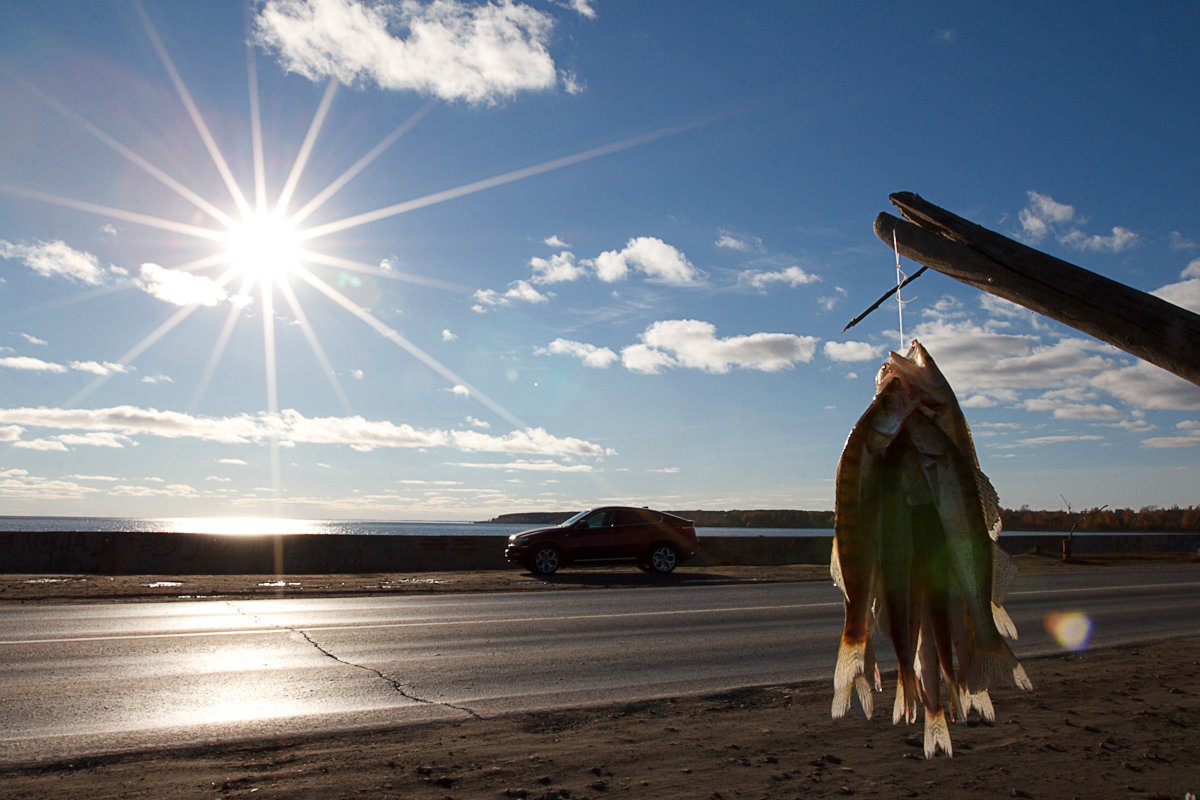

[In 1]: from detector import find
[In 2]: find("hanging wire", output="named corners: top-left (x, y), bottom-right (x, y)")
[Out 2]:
top-left (895, 230), bottom-right (906, 348)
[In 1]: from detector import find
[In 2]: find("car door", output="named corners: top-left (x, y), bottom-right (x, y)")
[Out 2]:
top-left (564, 508), bottom-right (615, 561)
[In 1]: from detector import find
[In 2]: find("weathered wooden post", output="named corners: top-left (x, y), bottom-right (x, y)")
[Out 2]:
top-left (873, 192), bottom-right (1200, 387)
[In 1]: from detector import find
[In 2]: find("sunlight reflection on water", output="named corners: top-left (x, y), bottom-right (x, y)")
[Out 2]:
top-left (162, 517), bottom-right (322, 535)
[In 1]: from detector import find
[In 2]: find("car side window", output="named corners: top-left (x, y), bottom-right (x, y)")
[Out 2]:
top-left (582, 510), bottom-right (611, 528)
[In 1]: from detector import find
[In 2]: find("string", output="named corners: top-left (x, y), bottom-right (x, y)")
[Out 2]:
top-left (894, 229), bottom-right (905, 349)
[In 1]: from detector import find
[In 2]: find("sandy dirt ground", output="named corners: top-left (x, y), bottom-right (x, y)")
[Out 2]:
top-left (2, 554), bottom-right (1199, 799)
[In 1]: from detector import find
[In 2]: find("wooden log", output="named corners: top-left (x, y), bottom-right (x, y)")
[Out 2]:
top-left (874, 193), bottom-right (1200, 387)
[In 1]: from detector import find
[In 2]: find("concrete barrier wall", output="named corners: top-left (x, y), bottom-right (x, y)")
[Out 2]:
top-left (2, 530), bottom-right (1198, 574)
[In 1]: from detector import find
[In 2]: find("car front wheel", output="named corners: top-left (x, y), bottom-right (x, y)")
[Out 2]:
top-left (529, 545), bottom-right (562, 575)
top-left (647, 544), bottom-right (678, 574)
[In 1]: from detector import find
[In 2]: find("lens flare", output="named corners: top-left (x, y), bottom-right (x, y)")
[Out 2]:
top-left (1044, 610), bottom-right (1093, 652)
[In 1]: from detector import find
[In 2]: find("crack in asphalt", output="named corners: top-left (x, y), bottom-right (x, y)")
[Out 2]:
top-left (224, 601), bottom-right (481, 720)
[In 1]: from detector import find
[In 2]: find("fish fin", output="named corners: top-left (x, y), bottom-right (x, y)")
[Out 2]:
top-left (923, 709), bottom-right (953, 758)
top-left (832, 637), bottom-right (874, 719)
top-left (991, 601), bottom-right (1018, 640)
top-left (967, 639), bottom-right (1033, 694)
top-left (974, 467), bottom-right (1002, 540)
top-left (829, 540), bottom-right (849, 601)
top-left (991, 545), bottom-right (1017, 606)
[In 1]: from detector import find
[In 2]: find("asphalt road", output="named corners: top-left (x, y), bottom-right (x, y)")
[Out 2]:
top-left (2, 568), bottom-right (1198, 765)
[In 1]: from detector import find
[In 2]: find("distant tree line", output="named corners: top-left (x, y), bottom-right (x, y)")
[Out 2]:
top-left (485, 505), bottom-right (1200, 532)
top-left (1000, 505), bottom-right (1200, 532)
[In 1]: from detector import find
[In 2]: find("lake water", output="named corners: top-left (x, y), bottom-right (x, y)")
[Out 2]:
top-left (0, 515), bottom-right (1101, 539)
top-left (0, 515), bottom-right (827, 538)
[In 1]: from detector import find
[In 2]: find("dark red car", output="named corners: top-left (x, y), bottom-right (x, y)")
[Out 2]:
top-left (504, 506), bottom-right (697, 575)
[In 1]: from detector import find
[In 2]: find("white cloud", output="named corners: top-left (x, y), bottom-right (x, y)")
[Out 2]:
top-left (217, 458), bottom-right (248, 465)
top-left (999, 434), bottom-right (1106, 448)
top-left (537, 338), bottom-right (618, 368)
top-left (449, 426), bottom-right (613, 457)
top-left (442, 328), bottom-right (458, 341)
top-left (56, 432), bottom-right (130, 448)
top-left (1059, 226), bottom-right (1138, 253)
top-left (464, 415), bottom-right (490, 429)
top-left (543, 235), bottom-right (569, 248)
top-left (1017, 191), bottom-right (1137, 253)
top-left (137, 263), bottom-right (228, 306)
top-left (592, 237), bottom-right (699, 285)
top-left (0, 425), bottom-right (23, 442)
top-left (715, 232), bottom-right (762, 252)
top-left (255, 0), bottom-right (562, 105)
top-left (0, 356), bottom-right (67, 373)
top-left (554, 0), bottom-right (595, 19)
top-left (823, 340), bottom-right (880, 363)
top-left (742, 265), bottom-right (820, 289)
top-left (350, 368), bottom-right (364, 380)
top-left (1152, 264), bottom-right (1200, 314)
top-left (0, 239), bottom-right (107, 285)
top-left (448, 458), bottom-right (595, 472)
top-left (530, 250), bottom-right (585, 284)
top-left (621, 319), bottom-right (818, 375)
top-left (1089, 360), bottom-right (1200, 412)
top-left (0, 468), bottom-right (103, 500)
top-left (818, 286), bottom-right (847, 311)
top-left (1019, 191), bottom-right (1076, 240)
top-left (471, 279), bottom-right (549, 311)
top-left (620, 343), bottom-right (677, 375)
top-left (12, 438), bottom-right (70, 451)
top-left (20, 333), bottom-right (48, 346)
top-left (449, 384), bottom-right (471, 396)
top-left (68, 360), bottom-right (131, 376)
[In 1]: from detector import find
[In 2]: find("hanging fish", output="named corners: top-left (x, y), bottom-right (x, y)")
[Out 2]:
top-left (830, 340), bottom-right (1032, 758)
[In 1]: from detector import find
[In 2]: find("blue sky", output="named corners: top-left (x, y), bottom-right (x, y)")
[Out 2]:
top-left (2, 0), bottom-right (1199, 521)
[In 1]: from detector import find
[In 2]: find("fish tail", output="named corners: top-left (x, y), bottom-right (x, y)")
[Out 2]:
top-left (991, 601), bottom-right (1018, 640)
top-left (892, 671), bottom-right (920, 725)
top-left (966, 689), bottom-right (995, 722)
top-left (923, 708), bottom-right (953, 758)
top-left (832, 636), bottom-right (875, 719)
top-left (967, 638), bottom-right (1033, 694)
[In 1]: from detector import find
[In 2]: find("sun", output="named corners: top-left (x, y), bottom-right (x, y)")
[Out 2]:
top-left (222, 211), bottom-right (303, 286)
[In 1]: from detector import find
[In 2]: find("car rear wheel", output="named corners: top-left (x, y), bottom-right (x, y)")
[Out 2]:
top-left (647, 543), bottom-right (678, 574)
top-left (529, 545), bottom-right (562, 575)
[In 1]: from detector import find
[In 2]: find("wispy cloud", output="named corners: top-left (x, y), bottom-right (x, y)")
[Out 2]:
top-left (740, 265), bottom-right (820, 289)
top-left (0, 239), bottom-right (108, 284)
top-left (715, 231), bottom-right (762, 252)
top-left (1017, 191), bottom-right (1138, 253)
top-left (0, 405), bottom-right (613, 456)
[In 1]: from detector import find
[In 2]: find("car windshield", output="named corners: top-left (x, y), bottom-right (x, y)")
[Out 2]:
top-left (561, 509), bottom-right (591, 527)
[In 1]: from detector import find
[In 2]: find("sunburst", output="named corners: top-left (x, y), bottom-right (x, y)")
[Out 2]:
top-left (2, 1), bottom-right (698, 444)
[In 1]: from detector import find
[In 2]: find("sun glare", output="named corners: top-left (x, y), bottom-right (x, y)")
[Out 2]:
top-left (224, 212), bottom-right (303, 285)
